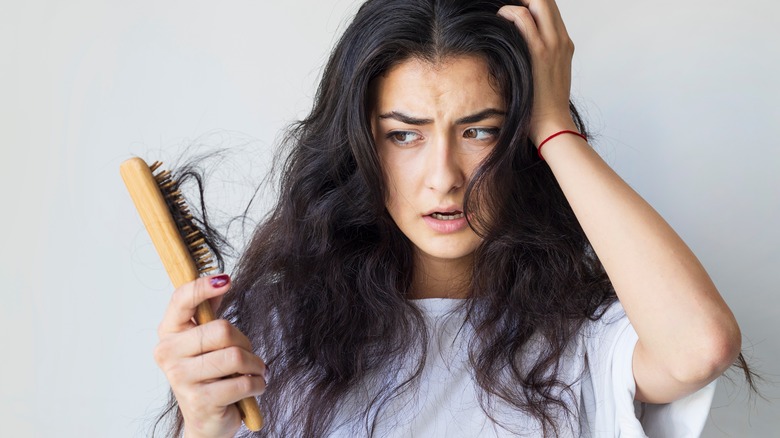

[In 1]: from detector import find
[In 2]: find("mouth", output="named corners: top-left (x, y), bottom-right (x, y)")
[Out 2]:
top-left (429, 211), bottom-right (465, 221)
top-left (422, 208), bottom-right (469, 234)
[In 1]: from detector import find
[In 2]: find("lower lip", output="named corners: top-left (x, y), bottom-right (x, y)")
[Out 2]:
top-left (422, 215), bottom-right (469, 234)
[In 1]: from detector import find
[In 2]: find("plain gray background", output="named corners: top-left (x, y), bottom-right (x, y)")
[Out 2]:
top-left (1, 0), bottom-right (778, 436)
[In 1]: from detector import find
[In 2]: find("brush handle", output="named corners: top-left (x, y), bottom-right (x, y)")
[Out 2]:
top-left (120, 157), bottom-right (264, 431)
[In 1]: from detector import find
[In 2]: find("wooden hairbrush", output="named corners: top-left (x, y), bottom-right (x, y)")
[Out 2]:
top-left (120, 156), bottom-right (264, 431)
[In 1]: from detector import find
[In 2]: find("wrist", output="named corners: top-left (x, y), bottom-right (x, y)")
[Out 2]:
top-left (536, 130), bottom-right (587, 160)
top-left (530, 117), bottom-right (578, 147)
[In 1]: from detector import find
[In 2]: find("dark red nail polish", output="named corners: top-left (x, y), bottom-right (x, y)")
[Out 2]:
top-left (209, 274), bottom-right (230, 288)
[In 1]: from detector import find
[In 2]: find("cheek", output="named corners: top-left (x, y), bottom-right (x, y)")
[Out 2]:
top-left (383, 166), bottom-right (422, 225)
top-left (378, 148), bottom-right (403, 200)
top-left (379, 153), bottom-right (400, 211)
top-left (382, 166), bottom-right (405, 213)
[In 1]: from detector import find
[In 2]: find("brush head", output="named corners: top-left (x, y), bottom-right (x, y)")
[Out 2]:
top-left (150, 160), bottom-right (218, 276)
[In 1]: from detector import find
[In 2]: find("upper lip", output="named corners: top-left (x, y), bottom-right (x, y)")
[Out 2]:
top-left (424, 205), bottom-right (463, 216)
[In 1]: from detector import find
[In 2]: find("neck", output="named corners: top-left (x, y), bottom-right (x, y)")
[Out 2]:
top-left (410, 252), bottom-right (472, 299)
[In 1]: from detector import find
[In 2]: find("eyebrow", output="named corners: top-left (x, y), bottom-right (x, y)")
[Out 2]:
top-left (377, 108), bottom-right (506, 126)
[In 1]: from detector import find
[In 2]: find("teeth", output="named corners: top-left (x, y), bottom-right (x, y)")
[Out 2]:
top-left (431, 212), bottom-right (464, 220)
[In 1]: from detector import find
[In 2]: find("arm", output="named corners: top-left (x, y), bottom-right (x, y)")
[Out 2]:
top-left (499, 0), bottom-right (741, 404)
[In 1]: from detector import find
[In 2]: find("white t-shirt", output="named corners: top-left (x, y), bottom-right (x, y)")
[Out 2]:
top-left (327, 299), bottom-right (716, 437)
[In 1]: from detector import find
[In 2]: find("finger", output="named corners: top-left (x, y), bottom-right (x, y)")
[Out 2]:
top-left (497, 6), bottom-right (543, 50)
top-left (183, 346), bottom-right (268, 384)
top-left (158, 274), bottom-right (232, 337)
top-left (515, 0), bottom-right (568, 44)
top-left (157, 319), bottom-right (253, 360)
top-left (208, 293), bottom-right (224, 315)
top-left (198, 373), bottom-right (267, 408)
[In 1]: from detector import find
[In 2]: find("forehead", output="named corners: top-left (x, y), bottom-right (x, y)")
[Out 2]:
top-left (371, 55), bottom-right (504, 115)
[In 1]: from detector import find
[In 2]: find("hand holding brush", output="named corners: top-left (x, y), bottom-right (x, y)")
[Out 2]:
top-left (120, 157), bottom-right (265, 436)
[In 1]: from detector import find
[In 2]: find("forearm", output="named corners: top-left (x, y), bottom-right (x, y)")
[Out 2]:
top-left (498, 0), bottom-right (741, 402)
top-left (541, 131), bottom-right (741, 402)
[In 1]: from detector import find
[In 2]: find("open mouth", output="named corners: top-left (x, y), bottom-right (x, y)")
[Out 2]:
top-left (429, 211), bottom-right (465, 221)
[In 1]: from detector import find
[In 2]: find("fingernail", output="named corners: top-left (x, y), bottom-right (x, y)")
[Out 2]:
top-left (209, 274), bottom-right (230, 288)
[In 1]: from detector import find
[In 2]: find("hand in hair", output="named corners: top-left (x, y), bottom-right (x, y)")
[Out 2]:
top-left (499, 0), bottom-right (742, 404)
top-left (153, 275), bottom-right (268, 438)
top-left (498, 0), bottom-right (577, 146)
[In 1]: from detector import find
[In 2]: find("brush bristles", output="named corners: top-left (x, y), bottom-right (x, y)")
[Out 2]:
top-left (151, 161), bottom-right (218, 276)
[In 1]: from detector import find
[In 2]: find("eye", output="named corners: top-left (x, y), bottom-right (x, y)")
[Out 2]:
top-left (386, 131), bottom-right (422, 146)
top-left (463, 127), bottom-right (500, 141)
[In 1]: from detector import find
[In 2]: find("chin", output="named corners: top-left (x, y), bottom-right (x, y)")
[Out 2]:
top-left (414, 243), bottom-right (480, 263)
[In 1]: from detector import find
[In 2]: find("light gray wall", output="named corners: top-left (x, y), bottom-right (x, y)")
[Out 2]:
top-left (1, 1), bottom-right (777, 436)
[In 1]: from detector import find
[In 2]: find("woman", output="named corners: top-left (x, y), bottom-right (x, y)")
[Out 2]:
top-left (152, 0), bottom-right (745, 436)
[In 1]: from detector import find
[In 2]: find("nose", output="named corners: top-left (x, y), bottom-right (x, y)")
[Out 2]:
top-left (423, 133), bottom-right (466, 194)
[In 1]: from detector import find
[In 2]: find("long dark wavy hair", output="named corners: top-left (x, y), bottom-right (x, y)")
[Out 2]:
top-left (152, 0), bottom-right (755, 436)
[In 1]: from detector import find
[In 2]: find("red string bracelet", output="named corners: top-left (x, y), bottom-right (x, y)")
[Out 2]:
top-left (536, 130), bottom-right (587, 159)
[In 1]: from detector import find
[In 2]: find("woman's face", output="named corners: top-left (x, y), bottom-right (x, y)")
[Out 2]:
top-left (372, 55), bottom-right (505, 269)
